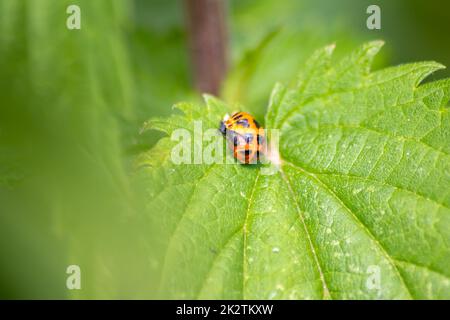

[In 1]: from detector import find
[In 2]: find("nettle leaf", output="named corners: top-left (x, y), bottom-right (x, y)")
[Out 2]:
top-left (139, 41), bottom-right (450, 300)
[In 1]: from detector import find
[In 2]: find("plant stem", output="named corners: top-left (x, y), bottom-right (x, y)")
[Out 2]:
top-left (184, 0), bottom-right (228, 96)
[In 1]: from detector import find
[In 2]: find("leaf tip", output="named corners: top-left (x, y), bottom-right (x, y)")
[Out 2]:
top-left (405, 61), bottom-right (447, 87)
top-left (424, 61), bottom-right (446, 75)
top-left (202, 93), bottom-right (214, 102)
top-left (202, 93), bottom-right (217, 110)
top-left (363, 40), bottom-right (385, 59)
top-left (430, 61), bottom-right (446, 71)
top-left (139, 120), bottom-right (151, 135)
top-left (324, 43), bottom-right (336, 55)
top-left (172, 102), bottom-right (194, 115)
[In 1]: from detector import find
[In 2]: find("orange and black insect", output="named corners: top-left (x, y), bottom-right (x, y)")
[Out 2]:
top-left (219, 112), bottom-right (266, 164)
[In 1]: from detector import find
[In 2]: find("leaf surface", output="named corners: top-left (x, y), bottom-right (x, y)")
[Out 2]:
top-left (140, 42), bottom-right (450, 299)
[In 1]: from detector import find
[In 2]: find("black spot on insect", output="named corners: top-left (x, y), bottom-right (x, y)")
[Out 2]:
top-left (232, 113), bottom-right (243, 120)
top-left (233, 135), bottom-right (239, 147)
top-left (254, 119), bottom-right (261, 128)
top-left (237, 119), bottom-right (250, 127)
top-left (256, 134), bottom-right (263, 145)
top-left (244, 133), bottom-right (254, 143)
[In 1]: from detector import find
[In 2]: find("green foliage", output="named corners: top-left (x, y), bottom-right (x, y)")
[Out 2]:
top-left (140, 42), bottom-right (450, 299)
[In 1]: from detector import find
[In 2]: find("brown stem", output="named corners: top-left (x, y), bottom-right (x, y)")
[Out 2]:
top-left (184, 0), bottom-right (228, 96)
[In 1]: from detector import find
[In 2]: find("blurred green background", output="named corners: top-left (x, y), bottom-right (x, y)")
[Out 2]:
top-left (0, 0), bottom-right (449, 299)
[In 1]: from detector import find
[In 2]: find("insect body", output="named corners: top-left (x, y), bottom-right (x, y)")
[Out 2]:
top-left (219, 112), bottom-right (265, 164)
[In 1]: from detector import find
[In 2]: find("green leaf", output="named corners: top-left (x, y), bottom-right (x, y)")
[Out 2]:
top-left (139, 41), bottom-right (450, 299)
